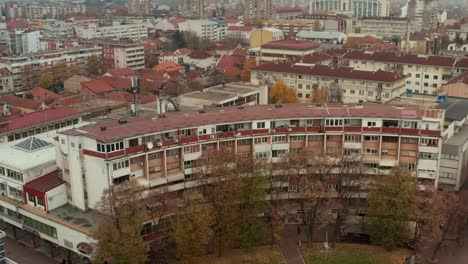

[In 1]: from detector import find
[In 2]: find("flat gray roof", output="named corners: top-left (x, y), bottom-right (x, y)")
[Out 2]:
top-left (436, 97), bottom-right (468, 121)
top-left (49, 204), bottom-right (104, 233)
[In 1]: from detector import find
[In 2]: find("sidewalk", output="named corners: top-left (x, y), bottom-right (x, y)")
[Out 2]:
top-left (278, 224), bottom-right (307, 264)
top-left (4, 236), bottom-right (60, 264)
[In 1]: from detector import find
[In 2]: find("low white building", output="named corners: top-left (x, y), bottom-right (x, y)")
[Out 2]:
top-left (74, 23), bottom-right (148, 40)
top-left (296, 31), bottom-right (346, 44)
top-left (114, 45), bottom-right (145, 70)
top-left (225, 26), bottom-right (253, 42)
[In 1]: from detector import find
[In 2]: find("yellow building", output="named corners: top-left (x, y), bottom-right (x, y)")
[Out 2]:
top-left (250, 28), bottom-right (284, 48)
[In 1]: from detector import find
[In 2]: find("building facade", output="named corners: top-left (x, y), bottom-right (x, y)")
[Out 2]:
top-left (360, 17), bottom-right (410, 38)
top-left (128, 0), bottom-right (153, 16)
top-left (260, 40), bottom-right (320, 62)
top-left (112, 45), bottom-right (145, 71)
top-left (74, 23), bottom-right (148, 40)
top-left (243, 0), bottom-right (273, 20)
top-left (178, 0), bottom-right (206, 18)
top-left (406, 0), bottom-right (439, 32)
top-left (9, 30), bottom-right (40, 55)
top-left (178, 19), bottom-right (219, 41)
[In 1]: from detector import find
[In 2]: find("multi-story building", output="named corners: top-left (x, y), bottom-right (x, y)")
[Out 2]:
top-left (259, 40), bottom-right (321, 62)
top-left (309, 0), bottom-right (389, 19)
top-left (243, 0), bottom-right (273, 20)
top-left (226, 26), bottom-right (254, 42)
top-left (56, 103), bottom-right (444, 211)
top-left (273, 8), bottom-right (305, 19)
top-left (342, 50), bottom-right (468, 95)
top-left (128, 0), bottom-right (152, 16)
top-left (178, 19), bottom-right (219, 41)
top-left (0, 47), bottom-right (102, 91)
top-left (259, 16), bottom-right (348, 36)
top-left (4, 1), bottom-right (86, 20)
top-left (360, 17), bottom-right (411, 38)
top-left (9, 30), bottom-right (40, 55)
top-left (250, 28), bottom-right (285, 48)
top-left (0, 68), bottom-right (14, 95)
top-left (178, 0), bottom-right (206, 18)
top-left (74, 23), bottom-right (148, 40)
top-left (251, 62), bottom-right (406, 103)
top-left (113, 45), bottom-right (145, 70)
top-left (406, 0), bottom-right (439, 32)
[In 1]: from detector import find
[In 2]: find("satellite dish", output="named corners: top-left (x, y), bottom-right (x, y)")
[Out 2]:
top-left (147, 142), bottom-right (154, 150)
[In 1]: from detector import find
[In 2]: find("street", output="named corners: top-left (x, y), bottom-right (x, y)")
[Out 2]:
top-left (4, 236), bottom-right (59, 264)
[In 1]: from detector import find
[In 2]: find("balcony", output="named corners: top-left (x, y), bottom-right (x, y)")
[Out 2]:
top-left (381, 127), bottom-right (401, 134)
top-left (324, 127), bottom-right (343, 132)
top-left (401, 128), bottom-right (420, 135)
top-left (344, 126), bottom-right (361, 132)
top-left (420, 130), bottom-right (441, 136)
top-left (363, 127), bottom-right (381, 132)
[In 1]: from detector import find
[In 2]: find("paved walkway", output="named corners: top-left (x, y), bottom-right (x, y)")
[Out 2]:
top-left (278, 224), bottom-right (307, 264)
top-left (4, 236), bottom-right (60, 264)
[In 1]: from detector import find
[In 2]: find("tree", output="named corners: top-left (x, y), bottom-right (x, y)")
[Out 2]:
top-left (311, 86), bottom-right (327, 104)
top-left (38, 73), bottom-right (53, 89)
top-left (87, 55), bottom-right (105, 76)
top-left (367, 167), bottom-right (418, 251)
top-left (93, 181), bottom-right (149, 264)
top-left (269, 79), bottom-right (298, 104)
top-left (417, 189), bottom-right (467, 262)
top-left (174, 192), bottom-right (215, 263)
top-left (344, 37), bottom-right (359, 49)
top-left (240, 58), bottom-right (257, 82)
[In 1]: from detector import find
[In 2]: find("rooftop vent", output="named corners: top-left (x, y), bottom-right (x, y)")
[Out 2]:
top-left (118, 118), bottom-right (128, 124)
top-left (355, 104), bottom-right (364, 109)
top-left (275, 104), bottom-right (283, 108)
top-left (100, 126), bottom-right (107, 131)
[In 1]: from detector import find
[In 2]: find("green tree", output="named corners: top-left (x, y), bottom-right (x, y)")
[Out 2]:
top-left (367, 167), bottom-right (418, 251)
top-left (38, 73), bottom-right (53, 89)
top-left (93, 181), bottom-right (149, 264)
top-left (269, 79), bottom-right (298, 104)
top-left (174, 192), bottom-right (215, 263)
top-left (87, 55), bottom-right (105, 76)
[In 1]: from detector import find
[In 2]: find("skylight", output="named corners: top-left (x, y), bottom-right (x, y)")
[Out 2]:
top-left (14, 137), bottom-right (53, 152)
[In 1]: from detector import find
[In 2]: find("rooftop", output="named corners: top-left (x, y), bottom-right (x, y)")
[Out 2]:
top-left (262, 40), bottom-right (321, 50)
top-left (0, 95), bottom-right (42, 111)
top-left (253, 62), bottom-right (405, 82)
top-left (23, 170), bottom-right (64, 194)
top-left (62, 103), bottom-right (442, 143)
top-left (436, 97), bottom-right (468, 122)
top-left (227, 26), bottom-right (253, 32)
top-left (296, 31), bottom-right (346, 39)
top-left (445, 123), bottom-right (468, 146)
top-left (49, 204), bottom-right (104, 233)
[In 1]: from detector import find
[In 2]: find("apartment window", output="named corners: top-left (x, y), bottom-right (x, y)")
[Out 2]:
top-left (416, 82), bottom-right (420, 85)
top-left (130, 156), bottom-right (144, 164)
top-left (23, 216), bottom-right (57, 239)
top-left (0, 167), bottom-right (4, 176)
top-left (441, 153), bottom-right (458, 160)
top-left (424, 83), bottom-right (429, 87)
top-left (184, 160), bottom-right (195, 169)
top-left (419, 152), bottom-right (437, 160)
top-left (365, 148), bottom-right (378, 154)
top-left (298, 93), bottom-right (303, 98)
top-left (272, 136), bottom-right (287, 143)
top-left (7, 169), bottom-right (23, 182)
top-left (183, 145), bottom-right (197, 154)
top-left (421, 138), bottom-right (438, 146)
top-left (359, 90), bottom-right (364, 96)
top-left (256, 152), bottom-right (270, 158)
top-left (433, 75), bottom-right (438, 80)
top-left (344, 149), bottom-right (360, 155)
top-left (28, 193), bottom-right (35, 203)
top-left (344, 135), bottom-right (360, 142)
top-left (220, 141), bottom-right (234, 147)
top-left (364, 136), bottom-right (379, 142)
top-left (424, 75), bottom-right (429, 79)
top-left (401, 137), bottom-right (418, 144)
top-left (327, 135), bottom-right (341, 142)
top-left (308, 135), bottom-right (322, 141)
top-left (325, 119), bottom-right (343, 126)
top-left (254, 137), bottom-right (268, 144)
top-left (256, 122), bottom-right (266, 129)
top-left (440, 171), bottom-right (457, 179)
top-left (290, 136), bottom-right (305, 142)
top-left (272, 150), bottom-right (287, 157)
top-left (167, 149), bottom-right (179, 156)
top-left (148, 153), bottom-right (161, 160)
top-left (408, 163), bottom-right (416, 170)
top-left (37, 197), bottom-right (44, 206)
top-left (366, 121), bottom-right (377, 127)
top-left (237, 139), bottom-right (250, 146)
top-left (416, 74), bottom-right (420, 78)
top-left (350, 90), bottom-right (355, 94)
top-left (432, 84), bottom-right (438, 88)
top-left (112, 160), bottom-right (129, 171)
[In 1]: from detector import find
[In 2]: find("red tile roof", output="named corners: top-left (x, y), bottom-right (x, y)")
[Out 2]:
top-left (25, 87), bottom-right (61, 101)
top-left (100, 76), bottom-right (132, 90)
top-left (216, 66), bottom-right (242, 77)
top-left (108, 68), bottom-right (135, 77)
top-left (0, 107), bottom-right (81, 134)
top-left (188, 50), bottom-right (214, 60)
top-left (254, 62), bottom-right (405, 82)
top-left (153, 61), bottom-right (185, 72)
top-left (343, 50), bottom-right (458, 68)
top-left (227, 26), bottom-right (253, 32)
top-left (217, 55), bottom-right (242, 68)
top-left (7, 19), bottom-right (29, 32)
top-left (367, 43), bottom-right (398, 52)
top-left (24, 170), bottom-right (64, 194)
top-left (81, 79), bottom-right (114, 94)
top-left (61, 103), bottom-right (437, 143)
top-left (0, 95), bottom-right (42, 110)
top-left (0, 67), bottom-right (11, 74)
top-left (446, 71), bottom-right (468, 85)
top-left (262, 40), bottom-right (320, 50)
top-left (223, 18), bottom-right (240, 24)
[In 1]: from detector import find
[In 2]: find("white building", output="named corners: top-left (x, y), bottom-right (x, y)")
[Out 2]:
top-left (114, 45), bottom-right (145, 70)
top-left (178, 19), bottom-right (219, 41)
top-left (74, 23), bottom-right (148, 40)
top-left (296, 31), bottom-right (346, 44)
top-left (406, 0), bottom-right (439, 32)
top-left (309, 0), bottom-right (389, 19)
top-left (360, 17), bottom-right (411, 38)
top-left (10, 30), bottom-right (40, 55)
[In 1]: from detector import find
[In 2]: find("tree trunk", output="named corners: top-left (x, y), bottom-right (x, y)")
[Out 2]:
top-left (332, 211), bottom-right (342, 247)
top-left (308, 202), bottom-right (319, 242)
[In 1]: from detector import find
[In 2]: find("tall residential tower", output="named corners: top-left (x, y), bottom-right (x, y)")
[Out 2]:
top-left (243, 0), bottom-right (273, 20)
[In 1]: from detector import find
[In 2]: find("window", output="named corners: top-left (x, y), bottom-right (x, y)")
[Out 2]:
top-left (365, 148), bottom-right (378, 154)
top-left (130, 156), bottom-right (144, 164)
top-left (0, 167), bottom-right (4, 176)
top-left (256, 152), bottom-right (270, 158)
top-left (366, 121), bottom-right (377, 127)
top-left (37, 197), bottom-right (44, 206)
top-left (368, 91), bottom-right (373, 97)
top-left (416, 74), bottom-right (420, 78)
top-left (440, 171), bottom-right (457, 179)
top-left (23, 216), bottom-right (57, 238)
top-left (112, 160), bottom-right (129, 170)
top-left (421, 138), bottom-right (438, 146)
top-left (272, 136), bottom-right (286, 143)
top-left (256, 122), bottom-right (265, 129)
top-left (254, 137), bottom-right (268, 144)
top-left (28, 193), bottom-right (35, 203)
top-left (290, 136), bottom-right (305, 142)
top-left (441, 153), bottom-right (458, 160)
top-left (184, 160), bottom-right (195, 169)
top-left (350, 90), bottom-right (355, 94)
top-left (183, 145), bottom-right (197, 153)
top-left (237, 139), bottom-right (250, 146)
top-left (401, 137), bottom-right (418, 144)
top-left (359, 90), bottom-right (364, 96)
top-left (308, 135), bottom-right (322, 141)
top-left (220, 141), bottom-right (234, 147)
top-left (419, 152), bottom-right (437, 160)
top-left (325, 119), bottom-right (343, 126)
top-left (298, 93), bottom-right (303, 98)
top-left (7, 169), bottom-right (23, 182)
top-left (424, 75), bottom-right (429, 79)
top-left (167, 149), bottom-right (179, 156)
top-left (364, 136), bottom-right (379, 141)
top-left (148, 153), bottom-right (161, 160)
top-left (433, 75), bottom-right (438, 80)
top-left (344, 135), bottom-right (360, 142)
top-left (272, 150), bottom-right (287, 157)
top-left (344, 149), bottom-right (360, 155)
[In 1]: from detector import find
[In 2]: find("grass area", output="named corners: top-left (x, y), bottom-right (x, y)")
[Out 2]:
top-left (301, 243), bottom-right (409, 264)
top-left (191, 245), bottom-right (285, 264)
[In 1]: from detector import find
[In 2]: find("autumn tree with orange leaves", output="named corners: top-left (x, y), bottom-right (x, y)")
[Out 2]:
top-left (269, 79), bottom-right (298, 104)
top-left (240, 58), bottom-right (257, 82)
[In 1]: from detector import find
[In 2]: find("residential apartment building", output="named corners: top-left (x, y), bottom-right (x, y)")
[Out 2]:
top-left (260, 40), bottom-right (321, 62)
top-left (56, 103), bottom-right (444, 212)
top-left (74, 23), bottom-right (148, 40)
top-left (0, 68), bottom-right (14, 95)
top-left (0, 47), bottom-right (102, 91)
top-left (309, 0), bottom-right (389, 19)
top-left (406, 0), bottom-right (439, 32)
top-left (178, 19), bottom-right (219, 41)
top-left (111, 45), bottom-right (145, 71)
top-left (259, 16), bottom-right (348, 36)
top-left (251, 62), bottom-right (406, 103)
top-left (178, 0), bottom-right (206, 18)
top-left (360, 17), bottom-right (411, 38)
top-left (9, 30), bottom-right (40, 55)
top-left (128, 0), bottom-right (153, 16)
top-left (243, 0), bottom-right (273, 20)
top-left (4, 1), bottom-right (86, 20)
top-left (226, 26), bottom-right (254, 42)
top-left (342, 50), bottom-right (468, 95)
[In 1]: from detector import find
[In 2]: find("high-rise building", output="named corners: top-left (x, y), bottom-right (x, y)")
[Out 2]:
top-left (9, 30), bottom-right (40, 55)
top-left (243, 0), bottom-right (273, 20)
top-left (128, 0), bottom-right (153, 16)
top-left (178, 0), bottom-right (205, 18)
top-left (309, 0), bottom-right (389, 19)
top-left (406, 0), bottom-right (439, 32)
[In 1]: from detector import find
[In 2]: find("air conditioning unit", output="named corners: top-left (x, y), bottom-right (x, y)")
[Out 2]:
top-left (210, 135), bottom-right (215, 139)
top-left (288, 128), bottom-right (292, 132)
top-left (157, 142), bottom-right (162, 147)
top-left (139, 162), bottom-right (144, 166)
top-left (174, 155), bottom-right (179, 158)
